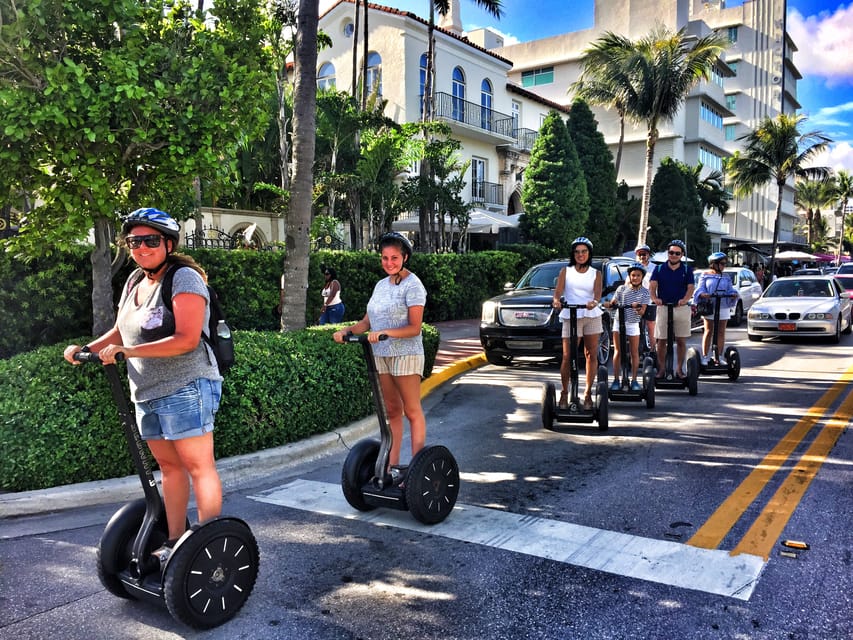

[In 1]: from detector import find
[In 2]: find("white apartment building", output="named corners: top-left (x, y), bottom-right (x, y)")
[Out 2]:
top-left (317, 0), bottom-right (571, 244)
top-left (494, 0), bottom-right (804, 256)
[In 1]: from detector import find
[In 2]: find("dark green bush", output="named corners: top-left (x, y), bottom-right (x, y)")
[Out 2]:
top-left (0, 323), bottom-right (440, 491)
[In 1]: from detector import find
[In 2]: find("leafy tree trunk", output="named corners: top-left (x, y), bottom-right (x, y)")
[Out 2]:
top-left (638, 126), bottom-right (658, 247)
top-left (91, 216), bottom-right (116, 334)
top-left (277, 61), bottom-right (292, 192)
top-left (281, 0), bottom-right (319, 332)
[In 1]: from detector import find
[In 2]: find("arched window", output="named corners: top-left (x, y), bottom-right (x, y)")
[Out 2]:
top-left (317, 62), bottom-right (336, 91)
top-left (366, 51), bottom-right (382, 96)
top-left (419, 53), bottom-right (428, 116)
top-left (480, 78), bottom-right (493, 130)
top-left (452, 67), bottom-right (466, 122)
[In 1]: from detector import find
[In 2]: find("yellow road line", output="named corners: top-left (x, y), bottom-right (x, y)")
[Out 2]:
top-left (687, 367), bottom-right (853, 550)
top-left (730, 389), bottom-right (853, 559)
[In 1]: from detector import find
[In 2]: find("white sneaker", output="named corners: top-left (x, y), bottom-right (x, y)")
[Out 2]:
top-left (700, 354), bottom-right (709, 366)
top-left (718, 356), bottom-right (727, 366)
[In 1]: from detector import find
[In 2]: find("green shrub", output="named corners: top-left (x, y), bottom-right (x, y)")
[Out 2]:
top-left (0, 324), bottom-right (440, 491)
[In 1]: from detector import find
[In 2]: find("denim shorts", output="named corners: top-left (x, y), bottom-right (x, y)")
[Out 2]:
top-left (136, 378), bottom-right (222, 441)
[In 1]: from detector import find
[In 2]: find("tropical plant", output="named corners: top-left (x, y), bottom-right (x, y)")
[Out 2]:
top-left (725, 113), bottom-right (831, 278)
top-left (577, 26), bottom-right (728, 247)
top-left (828, 170), bottom-right (853, 264)
top-left (794, 177), bottom-right (834, 245)
top-left (647, 158), bottom-right (710, 260)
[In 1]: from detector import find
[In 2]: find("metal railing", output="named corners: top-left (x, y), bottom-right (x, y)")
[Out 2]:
top-left (471, 181), bottom-right (504, 206)
top-left (434, 92), bottom-right (515, 138)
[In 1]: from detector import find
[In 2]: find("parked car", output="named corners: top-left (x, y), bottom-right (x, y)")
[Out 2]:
top-left (822, 266), bottom-right (839, 276)
top-left (792, 268), bottom-right (822, 276)
top-left (479, 257), bottom-right (633, 366)
top-left (747, 275), bottom-right (853, 343)
top-left (835, 263), bottom-right (853, 275)
top-left (691, 266), bottom-right (762, 326)
top-left (834, 274), bottom-right (853, 291)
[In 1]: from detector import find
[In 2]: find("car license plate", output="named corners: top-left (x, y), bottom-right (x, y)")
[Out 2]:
top-left (509, 341), bottom-right (542, 350)
top-left (778, 322), bottom-right (796, 331)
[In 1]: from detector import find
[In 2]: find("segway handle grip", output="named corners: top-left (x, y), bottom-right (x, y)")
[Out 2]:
top-left (558, 297), bottom-right (590, 310)
top-left (343, 331), bottom-right (388, 344)
top-left (73, 350), bottom-right (126, 364)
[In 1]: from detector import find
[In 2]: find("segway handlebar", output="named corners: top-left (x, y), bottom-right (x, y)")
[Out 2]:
top-left (343, 332), bottom-right (389, 344)
top-left (73, 349), bottom-right (126, 364)
top-left (558, 297), bottom-right (593, 310)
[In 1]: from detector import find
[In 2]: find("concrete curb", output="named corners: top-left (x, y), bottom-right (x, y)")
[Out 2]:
top-left (0, 354), bottom-right (487, 519)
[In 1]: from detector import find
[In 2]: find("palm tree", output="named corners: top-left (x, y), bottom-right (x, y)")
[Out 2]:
top-left (687, 164), bottom-right (729, 217)
top-left (585, 26), bottom-right (728, 247)
top-left (725, 113), bottom-right (831, 280)
top-left (281, 0), bottom-right (319, 332)
top-left (829, 170), bottom-right (853, 264)
top-left (794, 177), bottom-right (833, 245)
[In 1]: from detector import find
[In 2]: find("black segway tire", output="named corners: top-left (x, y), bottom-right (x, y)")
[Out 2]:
top-left (686, 350), bottom-right (699, 396)
top-left (725, 346), bottom-right (741, 381)
top-left (542, 382), bottom-right (555, 430)
top-left (643, 364), bottom-right (656, 409)
top-left (342, 439), bottom-right (381, 512)
top-left (163, 517), bottom-right (259, 630)
top-left (97, 498), bottom-right (170, 599)
top-left (405, 445), bottom-right (460, 524)
top-left (596, 380), bottom-right (609, 431)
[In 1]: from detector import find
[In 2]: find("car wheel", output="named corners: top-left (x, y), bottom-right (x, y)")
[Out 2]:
top-left (844, 309), bottom-right (853, 335)
top-left (730, 301), bottom-right (744, 327)
top-left (831, 318), bottom-right (841, 344)
top-left (485, 350), bottom-right (512, 366)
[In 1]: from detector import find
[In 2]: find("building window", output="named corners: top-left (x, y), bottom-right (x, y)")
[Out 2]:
top-left (700, 101), bottom-right (723, 129)
top-left (317, 62), bottom-right (336, 91)
top-left (419, 53), bottom-right (428, 115)
top-left (728, 26), bottom-right (738, 44)
top-left (471, 157), bottom-right (486, 202)
top-left (521, 67), bottom-right (554, 88)
top-left (725, 124), bottom-right (737, 141)
top-left (728, 61), bottom-right (738, 76)
top-left (452, 66), bottom-right (466, 122)
top-left (366, 51), bottom-right (382, 96)
top-left (481, 79), bottom-right (493, 130)
top-left (699, 146), bottom-right (724, 172)
top-left (343, 21), bottom-right (354, 38)
top-left (726, 94), bottom-right (737, 111)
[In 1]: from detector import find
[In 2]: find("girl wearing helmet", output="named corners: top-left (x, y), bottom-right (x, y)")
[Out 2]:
top-left (64, 208), bottom-right (223, 555)
top-left (693, 252), bottom-right (738, 365)
top-left (552, 237), bottom-right (603, 410)
top-left (333, 232), bottom-right (426, 479)
top-left (605, 263), bottom-right (651, 391)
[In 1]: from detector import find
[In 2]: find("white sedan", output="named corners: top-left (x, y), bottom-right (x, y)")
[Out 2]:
top-left (747, 275), bottom-right (853, 343)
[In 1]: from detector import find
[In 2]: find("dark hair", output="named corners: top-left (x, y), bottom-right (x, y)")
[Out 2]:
top-left (378, 232), bottom-right (413, 261)
top-left (323, 267), bottom-right (337, 280)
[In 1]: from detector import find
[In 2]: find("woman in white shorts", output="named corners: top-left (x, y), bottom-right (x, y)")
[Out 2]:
top-left (553, 237), bottom-right (602, 410)
top-left (694, 252), bottom-right (738, 365)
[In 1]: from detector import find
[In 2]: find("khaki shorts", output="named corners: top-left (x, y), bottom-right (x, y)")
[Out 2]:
top-left (654, 304), bottom-right (691, 339)
top-left (562, 315), bottom-right (603, 338)
top-left (375, 354), bottom-right (425, 378)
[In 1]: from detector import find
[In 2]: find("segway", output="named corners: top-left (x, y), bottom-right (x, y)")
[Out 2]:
top-left (654, 303), bottom-right (699, 396)
top-left (542, 301), bottom-right (609, 431)
top-left (340, 333), bottom-right (459, 525)
top-left (73, 351), bottom-right (259, 629)
top-left (699, 292), bottom-right (741, 381)
top-left (607, 302), bottom-right (655, 408)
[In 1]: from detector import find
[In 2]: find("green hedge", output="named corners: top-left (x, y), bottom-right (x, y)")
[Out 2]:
top-left (0, 246), bottom-right (540, 359)
top-left (0, 323), bottom-right (440, 492)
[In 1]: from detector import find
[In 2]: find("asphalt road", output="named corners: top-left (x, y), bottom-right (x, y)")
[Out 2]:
top-left (1, 325), bottom-right (851, 639)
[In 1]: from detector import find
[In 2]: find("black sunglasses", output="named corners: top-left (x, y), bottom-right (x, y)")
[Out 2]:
top-left (126, 234), bottom-right (164, 249)
top-left (668, 250), bottom-right (683, 256)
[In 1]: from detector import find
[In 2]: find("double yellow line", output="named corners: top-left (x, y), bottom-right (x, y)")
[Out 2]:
top-left (687, 364), bottom-right (853, 560)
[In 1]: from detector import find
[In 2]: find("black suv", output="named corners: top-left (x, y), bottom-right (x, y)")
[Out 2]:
top-left (479, 257), bottom-right (634, 366)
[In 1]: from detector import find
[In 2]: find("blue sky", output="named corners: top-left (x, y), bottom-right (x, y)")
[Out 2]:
top-left (319, 0), bottom-right (853, 172)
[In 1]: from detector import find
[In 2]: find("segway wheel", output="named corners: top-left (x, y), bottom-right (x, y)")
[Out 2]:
top-left (595, 380), bottom-right (609, 431)
top-left (643, 364), bottom-right (656, 409)
top-left (405, 445), bottom-right (460, 525)
top-left (725, 346), bottom-right (741, 381)
top-left (341, 439), bottom-right (380, 512)
top-left (97, 498), bottom-right (170, 599)
top-left (542, 382), bottom-right (555, 430)
top-left (163, 518), bottom-right (259, 630)
top-left (686, 350), bottom-right (699, 396)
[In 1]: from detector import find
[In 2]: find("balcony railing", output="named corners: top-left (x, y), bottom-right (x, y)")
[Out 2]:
top-left (434, 92), bottom-right (514, 138)
top-left (471, 181), bottom-right (504, 206)
top-left (512, 128), bottom-right (538, 152)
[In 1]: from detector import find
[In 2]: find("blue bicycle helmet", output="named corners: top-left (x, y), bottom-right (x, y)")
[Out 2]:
top-left (626, 261), bottom-right (646, 275)
top-left (571, 236), bottom-right (593, 253)
top-left (121, 208), bottom-right (181, 242)
top-left (668, 239), bottom-right (687, 254)
top-left (707, 251), bottom-right (728, 264)
top-left (378, 231), bottom-right (413, 260)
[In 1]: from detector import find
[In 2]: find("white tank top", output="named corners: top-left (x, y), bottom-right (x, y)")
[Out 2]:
top-left (322, 283), bottom-right (342, 306)
top-left (559, 266), bottom-right (602, 319)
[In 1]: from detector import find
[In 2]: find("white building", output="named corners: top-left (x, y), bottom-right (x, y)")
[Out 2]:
top-left (494, 0), bottom-right (804, 255)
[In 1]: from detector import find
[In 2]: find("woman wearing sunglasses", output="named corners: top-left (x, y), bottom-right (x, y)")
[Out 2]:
top-left (64, 208), bottom-right (222, 564)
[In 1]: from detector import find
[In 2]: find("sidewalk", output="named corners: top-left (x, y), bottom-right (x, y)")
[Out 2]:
top-left (0, 320), bottom-right (486, 518)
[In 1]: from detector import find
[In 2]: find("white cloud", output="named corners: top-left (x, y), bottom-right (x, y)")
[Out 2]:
top-left (788, 5), bottom-right (853, 86)
top-left (811, 141), bottom-right (853, 174)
